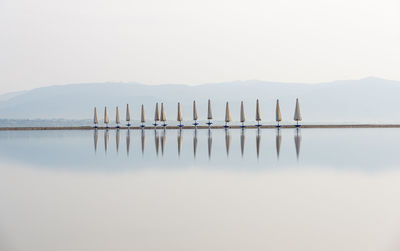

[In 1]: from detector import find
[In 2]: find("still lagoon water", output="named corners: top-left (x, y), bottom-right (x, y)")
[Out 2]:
top-left (0, 128), bottom-right (400, 250)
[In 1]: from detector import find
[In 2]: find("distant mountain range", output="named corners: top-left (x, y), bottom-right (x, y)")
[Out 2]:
top-left (0, 77), bottom-right (399, 123)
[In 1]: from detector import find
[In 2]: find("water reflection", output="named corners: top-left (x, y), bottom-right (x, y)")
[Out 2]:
top-left (116, 129), bottom-right (120, 153)
top-left (240, 129), bottom-right (245, 157)
top-left (256, 129), bottom-right (261, 159)
top-left (276, 130), bottom-right (282, 159)
top-left (141, 129), bottom-right (145, 155)
top-left (94, 129), bottom-right (98, 153)
top-left (294, 129), bottom-right (302, 159)
top-left (154, 130), bottom-right (160, 156)
top-left (161, 129), bottom-right (166, 155)
top-left (208, 129), bottom-right (212, 159)
top-left (177, 129), bottom-right (182, 156)
top-left (104, 130), bottom-right (109, 153)
top-left (225, 129), bottom-right (231, 156)
top-left (193, 129), bottom-right (198, 158)
top-left (126, 130), bottom-right (130, 155)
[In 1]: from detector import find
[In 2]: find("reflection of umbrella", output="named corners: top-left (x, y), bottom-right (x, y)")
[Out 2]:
top-left (225, 129), bottom-right (231, 156)
top-left (141, 129), bottom-right (146, 155)
top-left (240, 129), bottom-right (245, 157)
top-left (207, 99), bottom-right (213, 126)
top-left (126, 130), bottom-right (130, 156)
top-left (208, 130), bottom-right (212, 159)
top-left (255, 99), bottom-right (262, 127)
top-left (276, 130), bottom-right (282, 158)
top-left (193, 129), bottom-right (198, 158)
top-left (161, 130), bottom-right (166, 155)
top-left (104, 130), bottom-right (109, 153)
top-left (116, 129), bottom-right (120, 153)
top-left (294, 98), bottom-right (302, 127)
top-left (177, 130), bottom-right (183, 156)
top-left (256, 129), bottom-right (261, 158)
top-left (294, 129), bottom-right (302, 159)
top-left (93, 107), bottom-right (99, 128)
top-left (93, 129), bottom-right (98, 152)
top-left (154, 130), bottom-right (160, 156)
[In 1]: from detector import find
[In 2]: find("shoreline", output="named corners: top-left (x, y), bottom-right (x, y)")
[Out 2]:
top-left (1, 124), bottom-right (400, 131)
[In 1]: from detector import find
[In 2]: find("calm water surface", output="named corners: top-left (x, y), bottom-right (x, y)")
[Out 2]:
top-left (0, 128), bottom-right (399, 251)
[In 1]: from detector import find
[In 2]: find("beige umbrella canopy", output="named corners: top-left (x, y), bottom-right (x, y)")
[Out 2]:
top-left (255, 99), bottom-right (262, 126)
top-left (224, 102), bottom-right (232, 128)
top-left (160, 103), bottom-right (167, 126)
top-left (193, 101), bottom-right (198, 126)
top-left (93, 107), bottom-right (99, 127)
top-left (126, 104), bottom-right (131, 126)
top-left (141, 104), bottom-right (146, 127)
top-left (207, 99), bottom-right (213, 126)
top-left (177, 102), bottom-right (183, 127)
top-left (104, 107), bottom-right (110, 127)
top-left (294, 98), bottom-right (302, 126)
top-left (276, 99), bottom-right (282, 126)
top-left (154, 103), bottom-right (160, 126)
top-left (116, 106), bottom-right (121, 127)
top-left (240, 101), bottom-right (246, 127)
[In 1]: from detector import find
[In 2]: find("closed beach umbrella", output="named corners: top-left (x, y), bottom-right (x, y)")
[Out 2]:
top-left (93, 107), bottom-right (99, 127)
top-left (240, 101), bottom-right (246, 127)
top-left (225, 102), bottom-right (231, 127)
top-left (255, 99), bottom-right (261, 126)
top-left (126, 104), bottom-right (131, 126)
top-left (276, 99), bottom-right (282, 127)
top-left (154, 103), bottom-right (160, 126)
top-left (116, 106), bottom-right (120, 127)
top-left (177, 102), bottom-right (183, 127)
top-left (193, 101), bottom-right (198, 126)
top-left (294, 98), bottom-right (302, 127)
top-left (104, 107), bottom-right (110, 126)
top-left (207, 99), bottom-right (213, 126)
top-left (160, 103), bottom-right (167, 127)
top-left (141, 104), bottom-right (146, 127)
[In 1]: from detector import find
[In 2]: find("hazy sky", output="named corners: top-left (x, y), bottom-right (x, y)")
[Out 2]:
top-left (1, 0), bottom-right (399, 94)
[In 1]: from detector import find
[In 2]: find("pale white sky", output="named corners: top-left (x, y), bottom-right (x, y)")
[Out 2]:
top-left (0, 0), bottom-right (399, 94)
